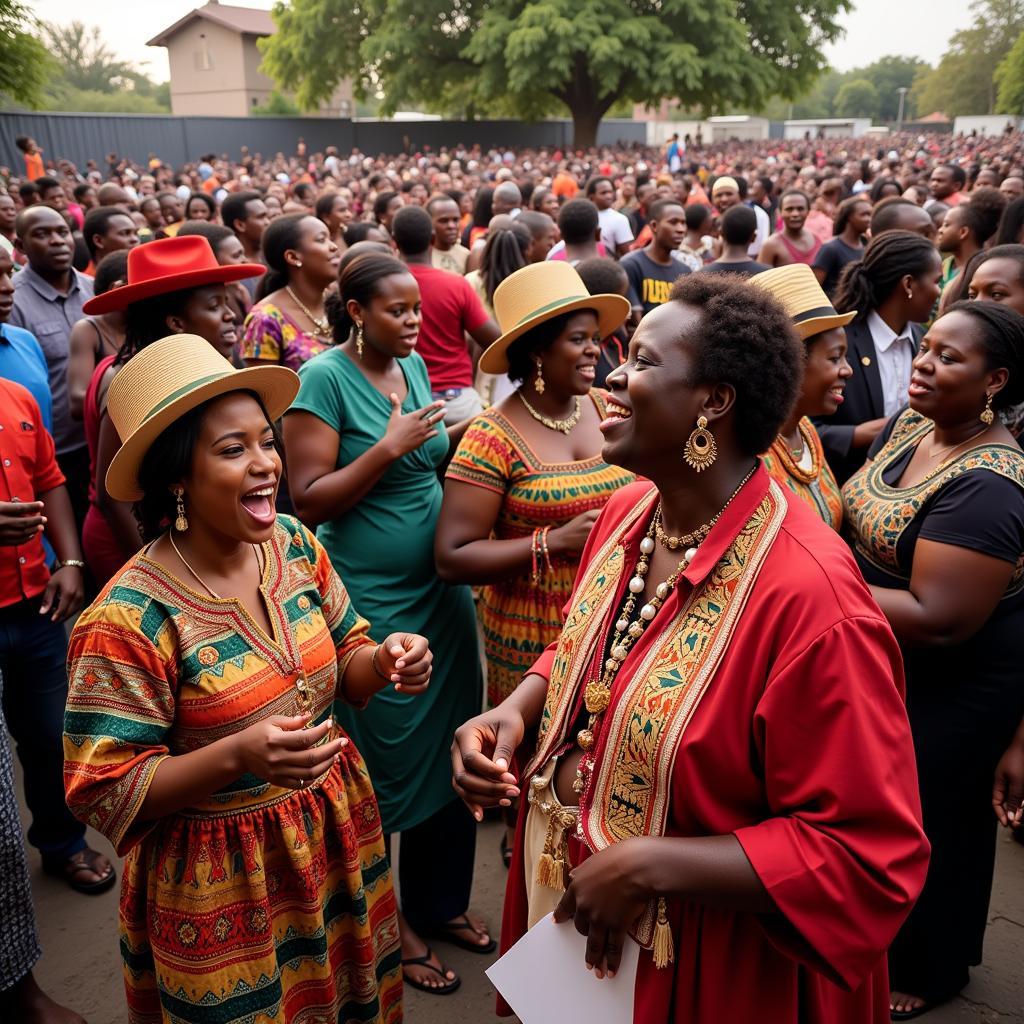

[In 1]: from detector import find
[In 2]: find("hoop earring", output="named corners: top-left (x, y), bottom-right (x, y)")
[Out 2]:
top-left (355, 321), bottom-right (364, 359)
top-left (683, 416), bottom-right (718, 472)
top-left (533, 358), bottom-right (545, 395)
top-left (173, 487), bottom-right (189, 532)
top-left (981, 393), bottom-right (995, 425)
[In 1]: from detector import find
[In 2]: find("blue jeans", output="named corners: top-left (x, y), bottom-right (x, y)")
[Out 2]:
top-left (0, 597), bottom-right (85, 865)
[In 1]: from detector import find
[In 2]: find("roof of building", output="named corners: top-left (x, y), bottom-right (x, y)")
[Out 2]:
top-left (147, 2), bottom-right (275, 47)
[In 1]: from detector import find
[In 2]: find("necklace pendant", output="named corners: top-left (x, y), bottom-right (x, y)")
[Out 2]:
top-left (576, 728), bottom-right (594, 751)
top-left (584, 679), bottom-right (610, 714)
top-left (572, 769), bottom-right (586, 795)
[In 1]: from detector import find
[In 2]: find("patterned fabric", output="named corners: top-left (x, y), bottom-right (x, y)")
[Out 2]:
top-left (0, 671), bottom-right (41, 991)
top-left (446, 392), bottom-right (635, 706)
top-left (761, 418), bottom-right (843, 530)
top-left (64, 516), bottom-right (402, 1024)
top-left (241, 301), bottom-right (332, 371)
top-left (842, 409), bottom-right (1024, 586)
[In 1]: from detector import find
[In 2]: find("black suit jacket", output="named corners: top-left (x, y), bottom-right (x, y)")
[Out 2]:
top-left (813, 318), bottom-right (925, 484)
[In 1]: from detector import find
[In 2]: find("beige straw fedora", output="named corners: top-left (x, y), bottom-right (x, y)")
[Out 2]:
top-left (105, 334), bottom-right (299, 501)
top-left (478, 262), bottom-right (631, 375)
top-left (748, 263), bottom-right (856, 341)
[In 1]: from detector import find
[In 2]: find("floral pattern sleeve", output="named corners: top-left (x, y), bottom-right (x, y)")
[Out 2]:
top-left (445, 412), bottom-right (514, 495)
top-left (241, 303), bottom-right (286, 363)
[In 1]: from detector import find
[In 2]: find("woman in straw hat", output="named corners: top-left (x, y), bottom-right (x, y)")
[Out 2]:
top-left (80, 235), bottom-right (265, 587)
top-left (452, 273), bottom-right (928, 1024)
top-left (64, 334), bottom-right (432, 1024)
top-left (749, 263), bottom-right (854, 529)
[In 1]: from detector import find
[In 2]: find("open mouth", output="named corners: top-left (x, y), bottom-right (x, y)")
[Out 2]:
top-left (600, 397), bottom-right (632, 432)
top-left (240, 484), bottom-right (276, 525)
top-left (577, 363), bottom-right (596, 382)
top-left (908, 377), bottom-right (932, 397)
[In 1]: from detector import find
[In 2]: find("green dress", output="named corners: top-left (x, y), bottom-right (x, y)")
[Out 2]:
top-left (292, 348), bottom-right (481, 833)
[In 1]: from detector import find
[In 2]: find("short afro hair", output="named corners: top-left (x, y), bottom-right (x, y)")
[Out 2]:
top-left (960, 187), bottom-right (1007, 246)
top-left (558, 199), bottom-right (599, 245)
top-left (666, 274), bottom-right (802, 456)
top-left (391, 205), bottom-right (434, 255)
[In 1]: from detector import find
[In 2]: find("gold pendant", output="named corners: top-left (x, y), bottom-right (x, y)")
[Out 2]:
top-left (584, 680), bottom-right (610, 714)
top-left (572, 774), bottom-right (585, 795)
top-left (576, 728), bottom-right (594, 751)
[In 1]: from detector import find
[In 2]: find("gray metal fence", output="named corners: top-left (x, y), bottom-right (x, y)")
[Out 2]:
top-left (0, 112), bottom-right (648, 173)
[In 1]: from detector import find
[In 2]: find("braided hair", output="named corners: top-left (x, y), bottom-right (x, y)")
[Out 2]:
top-left (834, 230), bottom-right (938, 322)
top-left (480, 223), bottom-right (530, 306)
top-left (942, 299), bottom-right (1024, 410)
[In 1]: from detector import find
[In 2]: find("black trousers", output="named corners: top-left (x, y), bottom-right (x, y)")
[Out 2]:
top-left (385, 797), bottom-right (477, 929)
top-left (55, 445), bottom-right (90, 537)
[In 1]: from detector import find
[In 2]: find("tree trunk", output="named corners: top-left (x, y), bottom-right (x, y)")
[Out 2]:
top-left (570, 102), bottom-right (601, 150)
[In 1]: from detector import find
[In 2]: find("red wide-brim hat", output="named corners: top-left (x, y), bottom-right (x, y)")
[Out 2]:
top-left (83, 236), bottom-right (265, 315)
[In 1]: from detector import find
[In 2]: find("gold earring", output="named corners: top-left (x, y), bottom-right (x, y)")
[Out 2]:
top-left (173, 487), bottom-right (188, 532)
top-left (533, 358), bottom-right (545, 394)
top-left (355, 321), bottom-right (364, 359)
top-left (683, 416), bottom-right (718, 472)
top-left (981, 393), bottom-right (995, 425)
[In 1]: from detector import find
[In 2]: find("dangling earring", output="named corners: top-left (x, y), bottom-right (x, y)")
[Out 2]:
top-left (355, 321), bottom-right (364, 359)
top-left (981, 393), bottom-right (995, 425)
top-left (683, 416), bottom-right (718, 472)
top-left (173, 487), bottom-right (189, 532)
top-left (533, 358), bottom-right (545, 394)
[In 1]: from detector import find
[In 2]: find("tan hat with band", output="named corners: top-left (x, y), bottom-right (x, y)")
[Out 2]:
top-left (105, 334), bottom-right (299, 501)
top-left (479, 262), bottom-right (631, 375)
top-left (748, 263), bottom-right (856, 340)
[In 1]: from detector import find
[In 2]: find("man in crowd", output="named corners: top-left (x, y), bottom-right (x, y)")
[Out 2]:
top-left (702, 205), bottom-right (771, 277)
top-left (620, 198), bottom-right (689, 319)
top-left (9, 207), bottom-right (94, 531)
top-left (547, 199), bottom-right (605, 265)
top-left (391, 205), bottom-right (499, 424)
top-left (712, 175), bottom-right (769, 257)
top-left (928, 163), bottom-right (967, 209)
top-left (585, 176), bottom-right (634, 257)
top-left (96, 181), bottom-right (131, 210)
top-left (491, 181), bottom-right (522, 218)
top-left (373, 191), bottom-right (404, 236)
top-left (516, 211), bottom-right (558, 263)
top-left (758, 189), bottom-right (821, 267)
top-left (870, 196), bottom-right (936, 240)
top-left (80, 206), bottom-right (139, 276)
top-left (429, 194), bottom-right (471, 274)
top-left (935, 188), bottom-right (1007, 293)
top-left (221, 190), bottom-right (269, 296)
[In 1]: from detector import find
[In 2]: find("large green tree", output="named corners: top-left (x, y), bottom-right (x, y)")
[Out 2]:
top-left (995, 31), bottom-right (1024, 113)
top-left (261, 0), bottom-right (849, 147)
top-left (834, 78), bottom-right (879, 119)
top-left (0, 0), bottom-right (53, 108)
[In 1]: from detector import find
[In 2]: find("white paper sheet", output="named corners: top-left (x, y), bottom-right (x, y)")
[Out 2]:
top-left (485, 914), bottom-right (638, 1024)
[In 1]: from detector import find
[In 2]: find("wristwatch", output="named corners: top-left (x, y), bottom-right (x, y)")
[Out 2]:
top-left (56, 559), bottom-right (86, 570)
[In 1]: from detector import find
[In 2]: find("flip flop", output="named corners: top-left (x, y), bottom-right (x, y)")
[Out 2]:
top-left (43, 846), bottom-right (117, 895)
top-left (401, 947), bottom-right (461, 995)
top-left (890, 990), bottom-right (957, 1020)
top-left (420, 913), bottom-right (497, 954)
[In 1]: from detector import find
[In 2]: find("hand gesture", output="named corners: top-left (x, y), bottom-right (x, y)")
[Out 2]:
top-left (549, 509), bottom-right (600, 558)
top-left (40, 565), bottom-right (84, 622)
top-left (451, 705), bottom-right (524, 820)
top-left (376, 633), bottom-right (432, 693)
top-left (383, 394), bottom-right (446, 458)
top-left (553, 837), bottom-right (649, 979)
top-left (234, 713), bottom-right (348, 790)
top-left (993, 736), bottom-right (1024, 828)
top-left (0, 500), bottom-right (46, 547)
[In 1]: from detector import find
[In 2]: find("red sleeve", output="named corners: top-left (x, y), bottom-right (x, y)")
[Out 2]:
top-left (459, 275), bottom-right (491, 333)
top-left (734, 615), bottom-right (929, 990)
top-left (30, 399), bottom-right (64, 493)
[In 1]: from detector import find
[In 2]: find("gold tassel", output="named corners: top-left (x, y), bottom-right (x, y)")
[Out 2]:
top-left (652, 897), bottom-right (674, 969)
top-left (536, 852), bottom-right (559, 889)
top-left (535, 808), bottom-right (575, 891)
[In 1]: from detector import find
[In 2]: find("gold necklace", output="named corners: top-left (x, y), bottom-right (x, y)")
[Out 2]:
top-left (285, 285), bottom-right (331, 337)
top-left (572, 464), bottom-right (756, 796)
top-left (168, 531), bottom-right (263, 601)
top-left (519, 392), bottom-right (582, 434)
top-left (926, 424), bottom-right (989, 462)
top-left (654, 465), bottom-right (756, 550)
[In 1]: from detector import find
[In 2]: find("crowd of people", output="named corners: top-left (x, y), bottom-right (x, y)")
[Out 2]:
top-left (1, 124), bottom-right (1024, 1024)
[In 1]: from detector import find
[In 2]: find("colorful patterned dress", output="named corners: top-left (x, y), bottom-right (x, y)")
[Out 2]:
top-left (760, 417), bottom-right (843, 530)
top-left (241, 300), bottom-right (332, 371)
top-left (63, 515), bottom-right (402, 1024)
top-left (446, 391), bottom-right (635, 706)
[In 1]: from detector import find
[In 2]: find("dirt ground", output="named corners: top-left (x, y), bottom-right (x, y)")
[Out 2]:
top-left (15, 765), bottom-right (1024, 1023)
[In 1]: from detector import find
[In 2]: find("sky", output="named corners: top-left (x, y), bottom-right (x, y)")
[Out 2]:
top-left (28, 0), bottom-right (973, 83)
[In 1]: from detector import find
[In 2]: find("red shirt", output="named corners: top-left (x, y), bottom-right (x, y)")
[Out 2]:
top-left (404, 262), bottom-right (489, 391)
top-left (0, 378), bottom-right (64, 606)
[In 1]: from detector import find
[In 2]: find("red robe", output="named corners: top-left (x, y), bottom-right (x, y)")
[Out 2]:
top-left (500, 468), bottom-right (929, 1023)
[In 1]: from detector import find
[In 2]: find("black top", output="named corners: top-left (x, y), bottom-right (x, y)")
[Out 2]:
top-left (700, 259), bottom-right (771, 278)
top-left (812, 237), bottom-right (863, 297)
top-left (620, 249), bottom-right (690, 316)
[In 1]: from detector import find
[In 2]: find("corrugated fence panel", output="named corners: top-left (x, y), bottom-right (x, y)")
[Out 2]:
top-left (0, 113), bottom-right (647, 173)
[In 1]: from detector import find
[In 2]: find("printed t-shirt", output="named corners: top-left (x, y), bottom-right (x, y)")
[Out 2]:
top-left (620, 249), bottom-right (690, 316)
top-left (404, 262), bottom-right (490, 391)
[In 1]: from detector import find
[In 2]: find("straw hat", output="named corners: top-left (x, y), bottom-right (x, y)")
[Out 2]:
top-left (83, 236), bottom-right (265, 315)
top-left (105, 334), bottom-right (299, 501)
top-left (748, 264), bottom-right (856, 341)
top-left (478, 262), bottom-right (631, 375)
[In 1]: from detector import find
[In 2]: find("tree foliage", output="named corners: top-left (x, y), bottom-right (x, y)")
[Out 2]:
top-left (834, 79), bottom-right (879, 120)
top-left (252, 91), bottom-right (303, 117)
top-left (995, 31), bottom-right (1024, 113)
top-left (911, 0), bottom-right (1024, 117)
top-left (0, 0), bottom-right (54, 108)
top-left (260, 0), bottom-right (850, 147)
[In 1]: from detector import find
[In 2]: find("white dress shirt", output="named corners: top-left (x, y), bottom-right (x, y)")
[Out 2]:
top-left (867, 310), bottom-right (916, 417)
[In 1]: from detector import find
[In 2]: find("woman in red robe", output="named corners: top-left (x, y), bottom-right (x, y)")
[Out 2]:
top-left (452, 273), bottom-right (930, 1024)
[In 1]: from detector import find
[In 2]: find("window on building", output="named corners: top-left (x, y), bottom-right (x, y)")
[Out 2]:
top-left (195, 33), bottom-right (213, 71)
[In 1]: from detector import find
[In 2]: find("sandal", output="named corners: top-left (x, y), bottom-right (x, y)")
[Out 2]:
top-left (401, 947), bottom-right (461, 995)
top-left (890, 990), bottom-right (958, 1020)
top-left (44, 846), bottom-right (116, 895)
top-left (420, 913), bottom-right (497, 954)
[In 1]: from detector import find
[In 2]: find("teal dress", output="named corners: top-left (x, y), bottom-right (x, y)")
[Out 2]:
top-left (292, 348), bottom-right (481, 833)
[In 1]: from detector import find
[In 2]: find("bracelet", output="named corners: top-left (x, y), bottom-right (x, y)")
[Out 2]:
top-left (56, 559), bottom-right (86, 570)
top-left (370, 643), bottom-right (391, 682)
top-left (530, 529), bottom-right (541, 586)
top-left (540, 526), bottom-right (553, 575)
